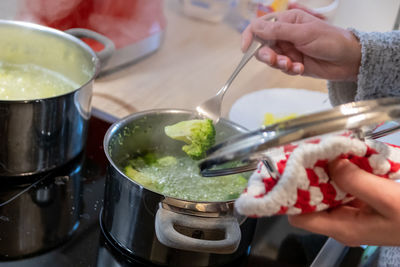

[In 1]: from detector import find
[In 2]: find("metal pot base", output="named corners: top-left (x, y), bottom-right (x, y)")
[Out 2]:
top-left (99, 207), bottom-right (255, 267)
top-left (99, 208), bottom-right (161, 266)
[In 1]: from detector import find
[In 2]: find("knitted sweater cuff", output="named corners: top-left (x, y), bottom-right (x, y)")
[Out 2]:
top-left (328, 29), bottom-right (400, 105)
top-left (327, 80), bottom-right (357, 106)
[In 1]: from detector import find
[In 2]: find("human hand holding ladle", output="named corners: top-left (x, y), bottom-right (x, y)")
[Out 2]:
top-left (196, 17), bottom-right (277, 123)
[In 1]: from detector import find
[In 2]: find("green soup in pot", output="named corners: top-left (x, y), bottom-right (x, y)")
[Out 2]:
top-left (123, 152), bottom-right (248, 202)
top-left (0, 62), bottom-right (79, 100)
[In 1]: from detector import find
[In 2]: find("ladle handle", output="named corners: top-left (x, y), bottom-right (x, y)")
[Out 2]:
top-left (216, 36), bottom-right (264, 98)
top-left (155, 206), bottom-right (241, 254)
top-left (217, 16), bottom-right (277, 97)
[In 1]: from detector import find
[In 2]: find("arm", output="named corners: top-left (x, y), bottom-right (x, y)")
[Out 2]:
top-left (241, 10), bottom-right (400, 105)
top-left (329, 30), bottom-right (400, 105)
top-left (242, 10), bottom-right (400, 247)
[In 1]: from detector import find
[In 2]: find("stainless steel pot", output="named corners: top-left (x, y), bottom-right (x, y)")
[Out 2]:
top-left (0, 20), bottom-right (114, 176)
top-left (102, 109), bottom-right (256, 267)
top-left (0, 153), bottom-right (84, 258)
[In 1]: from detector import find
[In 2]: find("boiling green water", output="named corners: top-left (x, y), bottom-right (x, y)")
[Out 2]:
top-left (123, 153), bottom-right (248, 202)
top-left (0, 62), bottom-right (79, 100)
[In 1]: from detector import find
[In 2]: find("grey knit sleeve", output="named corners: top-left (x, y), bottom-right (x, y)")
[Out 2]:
top-left (328, 29), bottom-right (400, 106)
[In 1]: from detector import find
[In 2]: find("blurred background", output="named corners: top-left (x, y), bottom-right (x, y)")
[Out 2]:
top-left (0, 0), bottom-right (398, 122)
top-left (0, 0), bottom-right (396, 123)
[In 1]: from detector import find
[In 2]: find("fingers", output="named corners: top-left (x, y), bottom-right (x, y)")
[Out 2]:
top-left (249, 13), bottom-right (317, 47)
top-left (241, 9), bottom-right (317, 52)
top-left (287, 2), bottom-right (326, 20)
top-left (241, 24), bottom-right (254, 52)
top-left (288, 206), bottom-right (387, 246)
top-left (256, 45), bottom-right (304, 75)
top-left (288, 153), bottom-right (400, 246)
top-left (256, 45), bottom-right (277, 65)
top-left (241, 13), bottom-right (282, 52)
top-left (259, 9), bottom-right (317, 24)
top-left (277, 41), bottom-right (304, 63)
top-left (288, 206), bottom-right (358, 237)
top-left (329, 159), bottom-right (400, 219)
top-left (290, 62), bottom-right (305, 75)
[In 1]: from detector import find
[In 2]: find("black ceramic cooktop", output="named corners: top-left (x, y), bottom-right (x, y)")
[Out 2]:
top-left (0, 109), bottom-right (363, 267)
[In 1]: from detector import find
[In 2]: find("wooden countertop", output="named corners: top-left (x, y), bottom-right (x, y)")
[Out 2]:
top-left (92, 1), bottom-right (327, 120)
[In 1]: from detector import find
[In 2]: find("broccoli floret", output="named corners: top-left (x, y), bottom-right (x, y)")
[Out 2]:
top-left (143, 152), bottom-right (157, 165)
top-left (164, 119), bottom-right (216, 160)
top-left (128, 152), bottom-right (157, 169)
top-left (124, 165), bottom-right (157, 188)
top-left (128, 153), bottom-right (177, 169)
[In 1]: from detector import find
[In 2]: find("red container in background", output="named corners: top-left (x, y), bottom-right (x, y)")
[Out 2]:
top-left (17, 0), bottom-right (166, 75)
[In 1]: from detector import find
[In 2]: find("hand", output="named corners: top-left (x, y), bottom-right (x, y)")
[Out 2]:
top-left (288, 159), bottom-right (400, 247)
top-left (287, 2), bottom-right (326, 20)
top-left (241, 9), bottom-right (361, 81)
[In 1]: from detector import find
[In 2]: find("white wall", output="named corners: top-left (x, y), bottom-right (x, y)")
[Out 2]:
top-left (0, 0), bottom-right (18, 20)
top-left (332, 0), bottom-right (400, 31)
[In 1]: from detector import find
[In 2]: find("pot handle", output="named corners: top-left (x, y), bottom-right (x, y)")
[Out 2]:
top-left (65, 28), bottom-right (115, 67)
top-left (155, 206), bottom-right (241, 254)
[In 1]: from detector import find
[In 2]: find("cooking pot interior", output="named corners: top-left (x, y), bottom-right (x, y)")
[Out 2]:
top-left (0, 21), bottom-right (96, 87)
top-left (106, 110), bottom-right (246, 178)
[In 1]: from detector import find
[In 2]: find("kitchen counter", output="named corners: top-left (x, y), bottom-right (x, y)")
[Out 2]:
top-left (91, 0), bottom-right (327, 120)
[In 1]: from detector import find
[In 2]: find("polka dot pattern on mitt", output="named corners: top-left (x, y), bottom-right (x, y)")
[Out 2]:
top-left (235, 134), bottom-right (400, 217)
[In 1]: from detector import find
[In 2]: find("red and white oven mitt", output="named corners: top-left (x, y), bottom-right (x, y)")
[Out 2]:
top-left (235, 134), bottom-right (400, 217)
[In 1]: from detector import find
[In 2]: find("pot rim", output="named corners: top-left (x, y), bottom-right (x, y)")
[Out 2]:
top-left (0, 19), bottom-right (100, 104)
top-left (103, 108), bottom-right (248, 206)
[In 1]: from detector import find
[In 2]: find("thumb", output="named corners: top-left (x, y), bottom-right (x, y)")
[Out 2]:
top-left (329, 159), bottom-right (400, 218)
top-left (250, 19), bottom-right (308, 44)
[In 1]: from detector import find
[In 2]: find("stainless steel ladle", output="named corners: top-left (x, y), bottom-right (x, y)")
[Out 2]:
top-left (196, 18), bottom-right (277, 123)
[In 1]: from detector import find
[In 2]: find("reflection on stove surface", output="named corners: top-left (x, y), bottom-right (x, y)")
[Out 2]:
top-left (97, 228), bottom-right (157, 267)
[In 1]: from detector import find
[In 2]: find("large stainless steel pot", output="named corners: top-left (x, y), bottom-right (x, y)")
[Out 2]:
top-left (0, 20), bottom-right (114, 176)
top-left (102, 109), bottom-right (256, 267)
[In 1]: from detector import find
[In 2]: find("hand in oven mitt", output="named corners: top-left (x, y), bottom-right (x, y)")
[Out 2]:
top-left (235, 134), bottom-right (400, 217)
